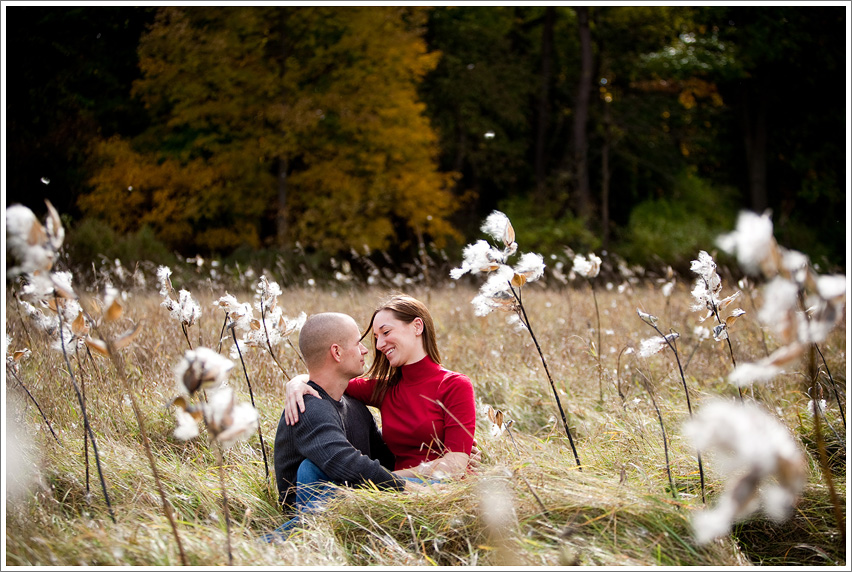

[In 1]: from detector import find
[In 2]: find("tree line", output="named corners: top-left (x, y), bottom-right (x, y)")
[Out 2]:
top-left (5, 5), bottom-right (847, 271)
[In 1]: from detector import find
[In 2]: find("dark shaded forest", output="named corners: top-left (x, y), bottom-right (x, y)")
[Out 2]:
top-left (4, 5), bottom-right (848, 274)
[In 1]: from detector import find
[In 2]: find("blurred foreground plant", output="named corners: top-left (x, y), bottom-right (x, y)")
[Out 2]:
top-left (684, 399), bottom-right (806, 545)
top-left (171, 349), bottom-right (259, 565)
top-left (637, 309), bottom-right (705, 502)
top-left (717, 210), bottom-right (846, 543)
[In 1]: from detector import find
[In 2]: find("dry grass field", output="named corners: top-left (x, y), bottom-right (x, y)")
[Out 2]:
top-left (4, 258), bottom-right (847, 567)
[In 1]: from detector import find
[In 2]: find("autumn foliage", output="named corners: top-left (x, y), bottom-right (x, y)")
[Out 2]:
top-left (81, 7), bottom-right (459, 254)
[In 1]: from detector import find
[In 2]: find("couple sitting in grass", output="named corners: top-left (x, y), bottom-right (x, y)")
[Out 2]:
top-left (268, 294), bottom-right (477, 539)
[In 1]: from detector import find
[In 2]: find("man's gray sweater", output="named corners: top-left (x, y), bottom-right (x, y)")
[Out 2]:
top-left (273, 381), bottom-right (406, 510)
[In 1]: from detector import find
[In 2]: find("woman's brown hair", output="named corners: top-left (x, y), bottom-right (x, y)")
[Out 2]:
top-left (361, 293), bottom-right (441, 402)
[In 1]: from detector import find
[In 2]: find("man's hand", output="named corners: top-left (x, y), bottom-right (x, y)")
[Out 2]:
top-left (284, 373), bottom-right (319, 425)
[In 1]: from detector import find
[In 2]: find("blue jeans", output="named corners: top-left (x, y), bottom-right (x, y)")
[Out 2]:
top-left (261, 460), bottom-right (442, 542)
top-left (261, 459), bottom-right (335, 543)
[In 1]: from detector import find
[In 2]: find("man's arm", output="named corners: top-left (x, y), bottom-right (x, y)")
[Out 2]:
top-left (367, 414), bottom-right (396, 471)
top-left (295, 397), bottom-right (406, 491)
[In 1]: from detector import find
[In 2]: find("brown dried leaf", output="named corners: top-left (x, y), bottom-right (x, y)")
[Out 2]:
top-left (105, 298), bottom-right (123, 322)
top-left (511, 273), bottom-right (527, 288)
top-left (113, 322), bottom-right (142, 350)
top-left (250, 319), bottom-right (261, 331)
top-left (725, 309), bottom-right (745, 328)
top-left (71, 312), bottom-right (89, 338)
top-left (85, 337), bottom-right (110, 356)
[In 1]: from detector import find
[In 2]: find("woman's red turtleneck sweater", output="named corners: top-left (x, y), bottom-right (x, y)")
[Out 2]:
top-left (346, 356), bottom-right (475, 471)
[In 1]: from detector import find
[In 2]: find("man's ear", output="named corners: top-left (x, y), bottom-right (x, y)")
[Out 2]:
top-left (330, 344), bottom-right (342, 363)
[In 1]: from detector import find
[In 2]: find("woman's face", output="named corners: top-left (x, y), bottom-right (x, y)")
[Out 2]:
top-left (372, 309), bottom-right (424, 368)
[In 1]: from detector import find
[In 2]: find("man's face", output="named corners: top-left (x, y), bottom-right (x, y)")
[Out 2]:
top-left (339, 318), bottom-right (368, 379)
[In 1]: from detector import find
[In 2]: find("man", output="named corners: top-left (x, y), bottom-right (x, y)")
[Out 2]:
top-left (273, 312), bottom-right (420, 518)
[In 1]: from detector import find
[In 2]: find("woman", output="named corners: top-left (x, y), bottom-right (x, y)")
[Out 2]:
top-left (284, 293), bottom-right (476, 480)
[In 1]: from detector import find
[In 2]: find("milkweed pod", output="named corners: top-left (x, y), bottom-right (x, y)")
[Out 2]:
top-left (503, 221), bottom-right (515, 248)
top-left (718, 291), bottom-right (742, 310)
top-left (44, 200), bottom-right (65, 249)
top-left (725, 309), bottom-right (746, 329)
top-left (171, 395), bottom-right (203, 421)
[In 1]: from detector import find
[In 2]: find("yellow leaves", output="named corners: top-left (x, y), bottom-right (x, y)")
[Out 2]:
top-left (83, 6), bottom-right (459, 254)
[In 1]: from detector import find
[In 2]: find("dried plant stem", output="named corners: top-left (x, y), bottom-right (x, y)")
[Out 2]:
top-left (8, 368), bottom-right (60, 444)
top-left (287, 338), bottom-right (307, 368)
top-left (181, 323), bottom-right (193, 350)
top-left (815, 344), bottom-right (845, 427)
top-left (217, 315), bottom-right (228, 354)
top-left (54, 292), bottom-right (115, 523)
top-left (12, 288), bottom-right (36, 350)
top-left (82, 361), bottom-right (90, 494)
top-left (101, 337), bottom-right (188, 566)
top-left (75, 290), bottom-right (188, 565)
top-left (742, 282), bottom-right (770, 357)
top-left (637, 372), bottom-right (676, 500)
top-left (216, 443), bottom-right (234, 566)
top-left (504, 425), bottom-right (549, 518)
top-left (510, 285), bottom-right (582, 470)
top-left (73, 345), bottom-right (91, 494)
top-left (587, 278), bottom-right (604, 403)
top-left (260, 303), bottom-right (290, 380)
top-left (229, 321), bottom-right (271, 485)
top-left (640, 318), bottom-right (705, 503)
top-left (807, 346), bottom-right (845, 546)
top-left (702, 276), bottom-right (743, 401)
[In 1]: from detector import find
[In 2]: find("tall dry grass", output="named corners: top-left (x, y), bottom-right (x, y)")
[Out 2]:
top-left (4, 272), bottom-right (847, 566)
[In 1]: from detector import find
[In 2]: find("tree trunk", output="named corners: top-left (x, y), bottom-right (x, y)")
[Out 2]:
top-left (572, 6), bottom-right (593, 221)
top-left (601, 97), bottom-right (611, 249)
top-left (276, 11), bottom-right (291, 248)
top-left (742, 79), bottom-right (768, 212)
top-left (535, 7), bottom-right (555, 199)
top-left (276, 157), bottom-right (288, 246)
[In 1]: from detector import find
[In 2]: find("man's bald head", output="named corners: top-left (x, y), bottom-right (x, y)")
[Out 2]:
top-left (299, 312), bottom-right (359, 370)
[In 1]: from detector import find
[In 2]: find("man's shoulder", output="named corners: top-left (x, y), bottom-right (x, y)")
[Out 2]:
top-left (302, 393), bottom-right (340, 415)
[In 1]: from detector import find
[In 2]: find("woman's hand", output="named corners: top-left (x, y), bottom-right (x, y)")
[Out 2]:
top-left (394, 451), bottom-right (470, 480)
top-left (284, 373), bottom-right (319, 425)
top-left (468, 440), bottom-right (482, 471)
